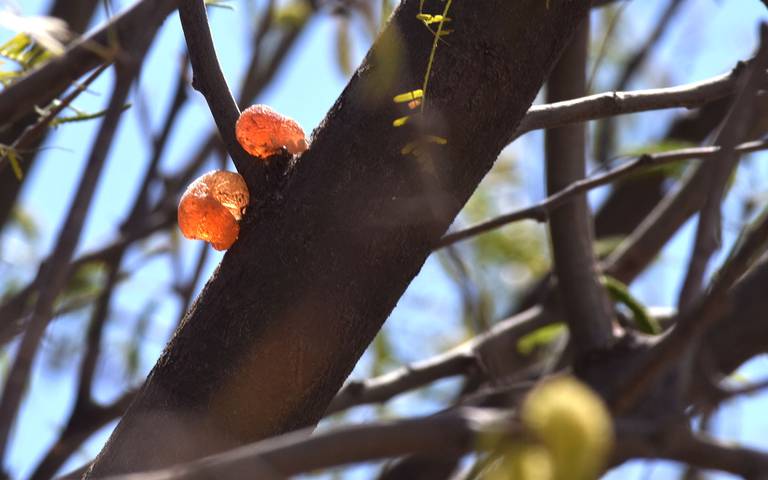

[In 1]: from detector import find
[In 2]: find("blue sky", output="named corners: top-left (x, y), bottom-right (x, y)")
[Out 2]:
top-left (2, 0), bottom-right (768, 478)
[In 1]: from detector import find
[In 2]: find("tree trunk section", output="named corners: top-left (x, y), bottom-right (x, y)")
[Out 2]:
top-left (87, 0), bottom-right (591, 475)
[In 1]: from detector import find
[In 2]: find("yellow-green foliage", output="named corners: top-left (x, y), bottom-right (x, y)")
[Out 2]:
top-left (489, 443), bottom-right (554, 480)
top-left (520, 376), bottom-right (613, 480)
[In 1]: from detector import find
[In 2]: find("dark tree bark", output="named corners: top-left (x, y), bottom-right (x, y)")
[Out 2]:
top-left (87, 0), bottom-right (592, 475)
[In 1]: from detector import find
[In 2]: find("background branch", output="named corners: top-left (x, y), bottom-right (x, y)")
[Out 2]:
top-left (544, 19), bottom-right (615, 353)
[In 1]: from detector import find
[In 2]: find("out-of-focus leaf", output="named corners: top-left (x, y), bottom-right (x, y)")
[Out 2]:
top-left (0, 33), bottom-right (52, 70)
top-left (521, 376), bottom-right (613, 480)
top-left (371, 328), bottom-right (394, 377)
top-left (58, 263), bottom-right (106, 308)
top-left (273, 1), bottom-right (310, 27)
top-left (0, 144), bottom-right (23, 180)
top-left (124, 301), bottom-right (156, 380)
top-left (204, 0), bottom-right (235, 10)
top-left (0, 11), bottom-right (70, 55)
top-left (334, 17), bottom-right (353, 77)
top-left (10, 207), bottom-right (38, 240)
top-left (516, 323), bottom-right (566, 356)
top-left (600, 275), bottom-right (659, 334)
top-left (593, 235), bottom-right (624, 258)
top-left (614, 139), bottom-right (696, 180)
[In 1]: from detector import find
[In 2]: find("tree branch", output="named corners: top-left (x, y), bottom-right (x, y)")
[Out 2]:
top-left (84, 1), bottom-right (594, 474)
top-left (104, 408), bottom-right (521, 480)
top-left (327, 306), bottom-right (554, 415)
top-left (544, 19), bottom-right (614, 353)
top-left (615, 425), bottom-right (768, 479)
top-left (677, 24), bottom-right (768, 309)
top-left (178, 0), bottom-right (265, 187)
top-left (613, 205), bottom-right (768, 413)
top-left (436, 139), bottom-right (768, 249)
top-left (514, 60), bottom-right (761, 140)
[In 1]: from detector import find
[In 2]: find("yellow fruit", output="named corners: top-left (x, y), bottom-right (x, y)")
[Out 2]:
top-left (521, 376), bottom-right (613, 480)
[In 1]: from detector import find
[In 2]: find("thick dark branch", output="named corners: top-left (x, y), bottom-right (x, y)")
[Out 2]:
top-left (86, 1), bottom-right (593, 474)
top-left (544, 19), bottom-right (614, 352)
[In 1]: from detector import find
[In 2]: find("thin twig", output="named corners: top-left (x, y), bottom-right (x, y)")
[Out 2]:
top-left (327, 306), bottom-right (553, 415)
top-left (514, 60), bottom-right (759, 141)
top-left (435, 139), bottom-right (768, 249)
top-left (29, 58), bottom-right (193, 478)
top-left (615, 425), bottom-right (768, 479)
top-left (327, 351), bottom-right (475, 415)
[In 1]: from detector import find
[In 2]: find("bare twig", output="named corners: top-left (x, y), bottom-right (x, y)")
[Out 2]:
top-left (543, 19), bottom-right (614, 352)
top-left (327, 306), bottom-right (553, 415)
top-left (435, 138), bottom-right (768, 249)
top-left (514, 60), bottom-right (760, 141)
top-left (30, 390), bottom-right (137, 480)
top-left (104, 408), bottom-right (521, 480)
top-left (678, 25), bottom-right (768, 309)
top-left (28, 58), bottom-right (193, 478)
top-left (327, 351), bottom-right (476, 415)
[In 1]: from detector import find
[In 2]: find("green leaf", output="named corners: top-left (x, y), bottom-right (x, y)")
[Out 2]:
top-left (600, 275), bottom-right (660, 334)
top-left (0, 33), bottom-right (53, 71)
top-left (334, 18), bottom-right (353, 77)
top-left (517, 323), bottom-right (566, 356)
top-left (10, 207), bottom-right (38, 240)
top-left (392, 115), bottom-right (410, 127)
top-left (273, 1), bottom-right (310, 27)
top-left (1, 145), bottom-right (24, 180)
top-left (204, 0), bottom-right (235, 10)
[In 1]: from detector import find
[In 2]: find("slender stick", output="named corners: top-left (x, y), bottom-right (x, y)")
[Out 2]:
top-left (435, 138), bottom-right (768, 250)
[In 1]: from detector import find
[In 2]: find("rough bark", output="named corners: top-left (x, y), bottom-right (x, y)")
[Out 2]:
top-left (87, 0), bottom-right (592, 475)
